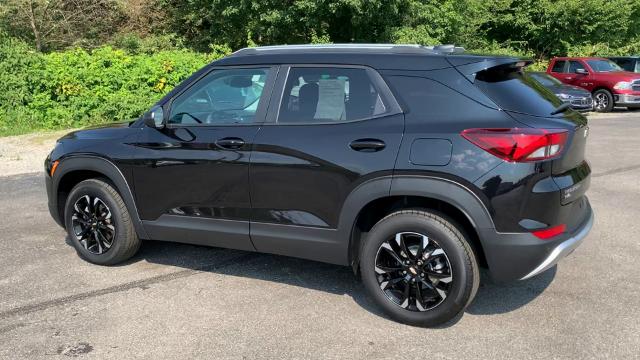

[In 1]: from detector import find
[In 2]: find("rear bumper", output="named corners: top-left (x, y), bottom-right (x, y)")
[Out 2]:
top-left (520, 208), bottom-right (593, 280)
top-left (479, 197), bottom-right (593, 282)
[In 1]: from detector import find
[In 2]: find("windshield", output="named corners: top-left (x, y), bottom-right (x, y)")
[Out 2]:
top-left (475, 66), bottom-right (564, 117)
top-left (529, 73), bottom-right (562, 86)
top-left (586, 60), bottom-right (624, 72)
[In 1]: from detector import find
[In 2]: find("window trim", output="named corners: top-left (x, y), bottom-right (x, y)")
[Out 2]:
top-left (265, 64), bottom-right (402, 126)
top-left (163, 65), bottom-right (279, 128)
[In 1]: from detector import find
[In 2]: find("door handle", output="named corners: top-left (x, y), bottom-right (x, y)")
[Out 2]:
top-left (216, 137), bottom-right (245, 149)
top-left (349, 139), bottom-right (386, 152)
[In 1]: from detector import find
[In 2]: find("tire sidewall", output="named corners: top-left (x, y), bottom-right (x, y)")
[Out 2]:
top-left (64, 180), bottom-right (128, 265)
top-left (360, 212), bottom-right (476, 326)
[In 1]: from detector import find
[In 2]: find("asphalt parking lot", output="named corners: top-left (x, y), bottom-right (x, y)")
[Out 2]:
top-left (1, 112), bottom-right (639, 359)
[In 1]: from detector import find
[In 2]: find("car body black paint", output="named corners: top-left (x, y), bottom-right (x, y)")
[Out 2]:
top-left (45, 45), bottom-right (592, 282)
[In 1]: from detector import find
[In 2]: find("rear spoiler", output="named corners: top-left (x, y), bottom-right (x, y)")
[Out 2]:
top-left (446, 57), bottom-right (534, 82)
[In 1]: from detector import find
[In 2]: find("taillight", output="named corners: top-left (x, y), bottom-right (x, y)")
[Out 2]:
top-left (532, 224), bottom-right (566, 240)
top-left (461, 128), bottom-right (568, 162)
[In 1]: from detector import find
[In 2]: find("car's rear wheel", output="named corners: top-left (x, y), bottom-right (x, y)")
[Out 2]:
top-left (64, 178), bottom-right (140, 265)
top-left (593, 89), bottom-right (614, 112)
top-left (360, 210), bottom-right (479, 327)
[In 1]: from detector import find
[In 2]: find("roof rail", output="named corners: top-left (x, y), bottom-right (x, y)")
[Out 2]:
top-left (230, 43), bottom-right (466, 56)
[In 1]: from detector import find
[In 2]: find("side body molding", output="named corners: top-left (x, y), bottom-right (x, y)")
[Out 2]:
top-left (52, 156), bottom-right (149, 239)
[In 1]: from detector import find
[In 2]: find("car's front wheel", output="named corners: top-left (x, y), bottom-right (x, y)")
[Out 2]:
top-left (360, 210), bottom-right (479, 327)
top-left (593, 89), bottom-right (614, 112)
top-left (64, 178), bottom-right (140, 265)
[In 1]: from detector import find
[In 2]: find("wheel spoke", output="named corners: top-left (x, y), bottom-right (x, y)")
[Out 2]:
top-left (415, 234), bottom-right (428, 260)
top-left (379, 276), bottom-right (404, 290)
top-left (375, 265), bottom-right (402, 274)
top-left (399, 281), bottom-right (410, 308)
top-left (415, 281), bottom-right (426, 311)
top-left (380, 242), bottom-right (405, 266)
top-left (395, 233), bottom-right (412, 259)
top-left (423, 269), bottom-right (451, 279)
top-left (96, 229), bottom-right (112, 250)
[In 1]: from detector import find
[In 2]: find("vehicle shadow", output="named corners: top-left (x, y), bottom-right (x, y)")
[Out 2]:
top-left (107, 239), bottom-right (556, 327)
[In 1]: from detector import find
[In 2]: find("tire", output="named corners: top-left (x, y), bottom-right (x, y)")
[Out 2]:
top-left (360, 210), bottom-right (479, 327)
top-left (64, 178), bottom-right (140, 265)
top-left (593, 89), bottom-right (614, 112)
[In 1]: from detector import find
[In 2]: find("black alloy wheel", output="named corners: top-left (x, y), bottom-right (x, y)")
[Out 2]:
top-left (360, 210), bottom-right (479, 327)
top-left (375, 232), bottom-right (453, 311)
top-left (71, 194), bottom-right (115, 255)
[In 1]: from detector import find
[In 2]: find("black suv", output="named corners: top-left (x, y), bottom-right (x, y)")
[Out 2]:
top-left (45, 44), bottom-right (593, 326)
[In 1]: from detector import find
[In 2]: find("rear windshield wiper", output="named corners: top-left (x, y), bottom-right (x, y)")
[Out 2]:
top-left (550, 102), bottom-right (571, 115)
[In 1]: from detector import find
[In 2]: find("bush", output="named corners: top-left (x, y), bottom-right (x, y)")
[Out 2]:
top-left (0, 37), bottom-right (229, 135)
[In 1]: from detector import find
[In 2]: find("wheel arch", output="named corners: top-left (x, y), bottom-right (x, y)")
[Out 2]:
top-left (339, 175), bottom-right (494, 273)
top-left (592, 86), bottom-right (613, 94)
top-left (53, 156), bottom-right (148, 239)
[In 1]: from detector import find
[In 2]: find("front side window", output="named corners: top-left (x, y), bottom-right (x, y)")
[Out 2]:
top-left (585, 59), bottom-right (623, 73)
top-left (568, 61), bottom-right (586, 73)
top-left (278, 67), bottom-right (387, 124)
top-left (169, 68), bottom-right (269, 125)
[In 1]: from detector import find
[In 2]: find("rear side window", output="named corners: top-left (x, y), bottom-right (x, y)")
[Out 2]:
top-left (475, 66), bottom-right (563, 117)
top-left (278, 67), bottom-right (387, 124)
top-left (551, 60), bottom-right (566, 73)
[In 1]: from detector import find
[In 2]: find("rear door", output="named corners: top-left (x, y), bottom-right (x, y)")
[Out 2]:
top-left (548, 59), bottom-right (567, 82)
top-left (132, 66), bottom-right (277, 251)
top-left (248, 65), bottom-right (404, 264)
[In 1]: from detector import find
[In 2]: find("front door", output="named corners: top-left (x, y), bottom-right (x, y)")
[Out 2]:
top-left (132, 66), bottom-right (276, 251)
top-left (248, 65), bottom-right (404, 264)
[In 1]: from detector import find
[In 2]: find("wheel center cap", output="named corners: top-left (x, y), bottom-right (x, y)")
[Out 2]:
top-left (408, 267), bottom-right (418, 276)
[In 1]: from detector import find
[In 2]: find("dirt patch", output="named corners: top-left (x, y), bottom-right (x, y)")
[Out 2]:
top-left (0, 130), bottom-right (74, 176)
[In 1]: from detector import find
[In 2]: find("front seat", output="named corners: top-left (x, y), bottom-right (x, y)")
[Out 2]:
top-left (297, 82), bottom-right (319, 119)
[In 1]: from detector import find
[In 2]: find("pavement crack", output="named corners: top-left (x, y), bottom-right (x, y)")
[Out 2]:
top-left (592, 164), bottom-right (640, 178)
top-left (0, 253), bottom-right (258, 320)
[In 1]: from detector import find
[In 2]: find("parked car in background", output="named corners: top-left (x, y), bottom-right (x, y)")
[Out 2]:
top-left (529, 72), bottom-right (593, 112)
top-left (547, 57), bottom-right (640, 112)
top-left (608, 56), bottom-right (640, 73)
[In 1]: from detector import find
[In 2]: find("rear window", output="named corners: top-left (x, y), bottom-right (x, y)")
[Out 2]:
top-left (475, 66), bottom-right (563, 117)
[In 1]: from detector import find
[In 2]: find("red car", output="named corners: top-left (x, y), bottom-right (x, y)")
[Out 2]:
top-left (547, 57), bottom-right (640, 112)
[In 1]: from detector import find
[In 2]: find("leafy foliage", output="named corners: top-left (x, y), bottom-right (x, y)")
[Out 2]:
top-left (0, 36), bottom-right (228, 135)
top-left (1, 0), bottom-right (640, 135)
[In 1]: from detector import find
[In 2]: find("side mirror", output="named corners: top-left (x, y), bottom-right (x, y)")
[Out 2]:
top-left (143, 106), bottom-right (165, 129)
top-left (575, 68), bottom-right (589, 75)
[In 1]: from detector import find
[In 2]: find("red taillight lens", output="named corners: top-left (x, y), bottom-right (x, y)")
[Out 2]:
top-left (532, 224), bottom-right (566, 240)
top-left (461, 128), bottom-right (568, 162)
